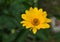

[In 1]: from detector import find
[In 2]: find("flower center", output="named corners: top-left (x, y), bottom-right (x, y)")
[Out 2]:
top-left (32, 18), bottom-right (40, 26)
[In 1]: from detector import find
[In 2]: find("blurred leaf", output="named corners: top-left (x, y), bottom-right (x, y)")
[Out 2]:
top-left (53, 14), bottom-right (60, 20)
top-left (16, 29), bottom-right (29, 42)
top-left (0, 15), bottom-right (21, 30)
top-left (2, 32), bottom-right (19, 42)
top-left (51, 32), bottom-right (60, 42)
top-left (0, 0), bottom-right (4, 4)
top-left (2, 28), bottom-right (29, 42)
top-left (53, 32), bottom-right (60, 39)
top-left (36, 29), bottom-right (51, 41)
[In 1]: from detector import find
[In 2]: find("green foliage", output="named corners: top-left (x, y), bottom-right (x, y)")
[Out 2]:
top-left (36, 29), bottom-right (51, 41)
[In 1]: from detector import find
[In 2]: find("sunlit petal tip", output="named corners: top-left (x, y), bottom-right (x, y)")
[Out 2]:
top-left (21, 14), bottom-right (25, 18)
top-left (22, 24), bottom-right (26, 26)
top-left (26, 26), bottom-right (29, 29)
top-left (44, 11), bottom-right (47, 14)
top-left (47, 24), bottom-right (50, 28)
top-left (49, 19), bottom-right (52, 22)
top-left (37, 27), bottom-right (41, 30)
top-left (20, 22), bottom-right (22, 24)
top-left (32, 28), bottom-right (37, 34)
top-left (44, 24), bottom-right (50, 29)
top-left (39, 8), bottom-right (43, 12)
top-left (25, 10), bottom-right (29, 14)
top-left (48, 19), bottom-right (52, 22)
top-left (34, 7), bottom-right (38, 10)
top-left (26, 26), bottom-right (31, 29)
top-left (29, 7), bottom-right (33, 10)
top-left (47, 18), bottom-right (52, 22)
top-left (43, 11), bottom-right (47, 17)
top-left (20, 21), bottom-right (24, 24)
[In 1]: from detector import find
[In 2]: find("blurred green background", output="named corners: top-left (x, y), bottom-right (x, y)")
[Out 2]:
top-left (0, 0), bottom-right (60, 42)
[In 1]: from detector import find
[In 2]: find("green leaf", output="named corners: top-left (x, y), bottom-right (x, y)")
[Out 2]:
top-left (16, 29), bottom-right (29, 42)
top-left (2, 32), bottom-right (19, 42)
top-left (36, 29), bottom-right (51, 41)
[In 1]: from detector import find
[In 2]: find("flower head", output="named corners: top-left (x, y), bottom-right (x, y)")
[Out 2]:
top-left (20, 7), bottom-right (51, 34)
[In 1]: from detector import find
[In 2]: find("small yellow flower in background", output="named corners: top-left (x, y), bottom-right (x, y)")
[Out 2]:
top-left (20, 7), bottom-right (51, 34)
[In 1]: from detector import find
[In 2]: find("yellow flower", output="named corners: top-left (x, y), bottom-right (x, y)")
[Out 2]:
top-left (20, 7), bottom-right (51, 34)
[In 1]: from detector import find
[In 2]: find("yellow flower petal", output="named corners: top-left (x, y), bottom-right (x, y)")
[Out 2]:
top-left (34, 7), bottom-right (38, 12)
top-left (25, 10), bottom-right (29, 14)
top-left (41, 23), bottom-right (50, 29)
top-left (21, 14), bottom-right (27, 20)
top-left (21, 21), bottom-right (33, 29)
top-left (21, 14), bottom-right (32, 21)
top-left (29, 7), bottom-right (33, 11)
top-left (32, 28), bottom-right (37, 34)
top-left (25, 9), bottom-right (34, 20)
top-left (46, 18), bottom-right (52, 23)
top-left (39, 8), bottom-right (43, 13)
top-left (43, 11), bottom-right (47, 17)
top-left (35, 24), bottom-right (41, 29)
